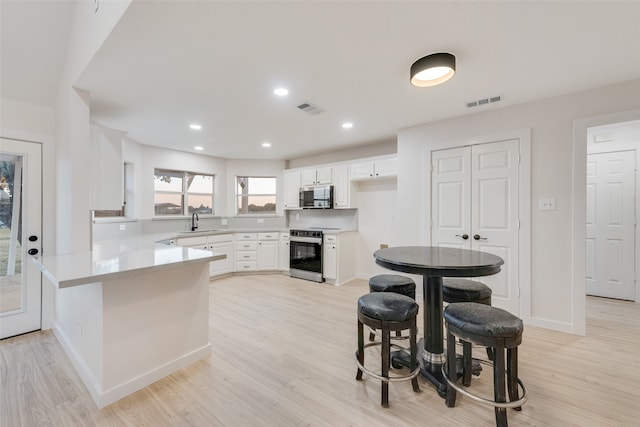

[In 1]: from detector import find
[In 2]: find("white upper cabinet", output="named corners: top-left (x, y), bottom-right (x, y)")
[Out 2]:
top-left (90, 125), bottom-right (125, 210)
top-left (332, 164), bottom-right (354, 208)
top-left (283, 170), bottom-right (301, 209)
top-left (350, 156), bottom-right (397, 181)
top-left (301, 166), bottom-right (332, 186)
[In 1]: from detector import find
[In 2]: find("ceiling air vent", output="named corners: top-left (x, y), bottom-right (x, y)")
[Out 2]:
top-left (466, 95), bottom-right (502, 109)
top-left (297, 102), bottom-right (325, 116)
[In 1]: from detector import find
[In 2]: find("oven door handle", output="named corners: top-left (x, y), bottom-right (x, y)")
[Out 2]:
top-left (290, 237), bottom-right (323, 244)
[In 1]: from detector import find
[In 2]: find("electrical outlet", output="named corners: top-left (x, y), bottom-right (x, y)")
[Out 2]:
top-left (221, 218), bottom-right (228, 225)
top-left (257, 218), bottom-right (264, 223)
top-left (295, 213), bottom-right (300, 220)
top-left (119, 224), bottom-right (126, 231)
top-left (538, 198), bottom-right (556, 211)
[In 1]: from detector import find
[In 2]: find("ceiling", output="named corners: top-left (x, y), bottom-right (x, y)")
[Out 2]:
top-left (3, 1), bottom-right (640, 161)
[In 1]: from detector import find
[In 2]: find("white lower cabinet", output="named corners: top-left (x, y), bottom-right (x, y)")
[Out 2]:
top-left (176, 234), bottom-right (234, 278)
top-left (322, 232), bottom-right (356, 285)
top-left (279, 233), bottom-right (290, 271)
top-left (323, 235), bottom-right (337, 280)
top-left (235, 233), bottom-right (258, 272)
top-left (209, 234), bottom-right (234, 277)
top-left (257, 232), bottom-right (279, 270)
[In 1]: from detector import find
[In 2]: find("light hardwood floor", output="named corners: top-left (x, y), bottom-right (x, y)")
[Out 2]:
top-left (1, 274), bottom-right (639, 426)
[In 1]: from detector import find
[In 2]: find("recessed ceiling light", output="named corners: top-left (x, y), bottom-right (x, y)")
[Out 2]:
top-left (273, 88), bottom-right (289, 96)
top-left (194, 146), bottom-right (204, 151)
top-left (190, 124), bottom-right (202, 130)
top-left (342, 122), bottom-right (354, 129)
top-left (262, 142), bottom-right (272, 148)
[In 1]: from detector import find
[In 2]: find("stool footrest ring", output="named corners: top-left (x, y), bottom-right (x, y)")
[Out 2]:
top-left (441, 360), bottom-right (528, 409)
top-left (368, 326), bottom-right (414, 341)
top-left (355, 342), bottom-right (420, 383)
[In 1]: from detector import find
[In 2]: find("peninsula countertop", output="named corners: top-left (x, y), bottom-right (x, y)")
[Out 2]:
top-left (32, 234), bottom-right (224, 289)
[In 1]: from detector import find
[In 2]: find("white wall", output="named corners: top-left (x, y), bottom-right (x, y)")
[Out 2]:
top-left (132, 143), bottom-right (228, 220)
top-left (288, 140), bottom-right (396, 169)
top-left (397, 78), bottom-right (640, 334)
top-left (225, 159), bottom-right (286, 217)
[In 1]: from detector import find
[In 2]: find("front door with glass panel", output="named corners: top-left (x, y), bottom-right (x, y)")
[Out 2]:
top-left (0, 138), bottom-right (42, 339)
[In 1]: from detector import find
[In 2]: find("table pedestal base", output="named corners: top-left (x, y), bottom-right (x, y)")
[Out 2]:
top-left (391, 338), bottom-right (483, 398)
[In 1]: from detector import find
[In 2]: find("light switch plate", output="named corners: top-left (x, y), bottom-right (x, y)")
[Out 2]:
top-left (539, 198), bottom-right (556, 211)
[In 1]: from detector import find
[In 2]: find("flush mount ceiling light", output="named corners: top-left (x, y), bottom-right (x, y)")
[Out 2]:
top-left (194, 146), bottom-right (204, 151)
top-left (262, 142), bottom-right (272, 148)
top-left (189, 123), bottom-right (202, 130)
top-left (273, 88), bottom-right (289, 96)
top-left (342, 122), bottom-right (353, 129)
top-left (410, 52), bottom-right (456, 87)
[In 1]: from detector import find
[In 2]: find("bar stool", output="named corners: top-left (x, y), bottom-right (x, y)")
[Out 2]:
top-left (443, 278), bottom-right (493, 385)
top-left (355, 292), bottom-right (420, 407)
top-left (368, 274), bottom-right (416, 341)
top-left (443, 302), bottom-right (527, 427)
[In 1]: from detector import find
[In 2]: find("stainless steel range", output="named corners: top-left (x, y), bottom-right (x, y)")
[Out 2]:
top-left (289, 229), bottom-right (323, 282)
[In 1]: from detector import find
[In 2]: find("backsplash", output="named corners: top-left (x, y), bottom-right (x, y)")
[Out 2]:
top-left (286, 209), bottom-right (358, 230)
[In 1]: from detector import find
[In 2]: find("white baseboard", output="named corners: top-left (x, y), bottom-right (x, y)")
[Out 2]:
top-left (52, 322), bottom-right (211, 408)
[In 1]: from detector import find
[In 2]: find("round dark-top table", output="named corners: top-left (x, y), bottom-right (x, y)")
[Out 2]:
top-left (373, 246), bottom-right (504, 397)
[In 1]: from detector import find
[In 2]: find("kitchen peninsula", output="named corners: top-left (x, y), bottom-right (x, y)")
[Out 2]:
top-left (32, 237), bottom-right (224, 408)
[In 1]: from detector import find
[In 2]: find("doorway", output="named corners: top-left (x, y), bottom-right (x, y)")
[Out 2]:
top-left (585, 121), bottom-right (639, 302)
top-left (0, 138), bottom-right (43, 339)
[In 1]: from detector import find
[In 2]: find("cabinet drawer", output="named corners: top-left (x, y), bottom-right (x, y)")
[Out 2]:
top-left (210, 233), bottom-right (233, 243)
top-left (236, 251), bottom-right (257, 261)
top-left (236, 233), bottom-right (258, 241)
top-left (324, 235), bottom-right (337, 244)
top-left (258, 232), bottom-right (278, 240)
top-left (236, 241), bottom-right (257, 251)
top-left (235, 261), bottom-right (257, 271)
top-left (177, 236), bottom-right (208, 246)
top-left (280, 232), bottom-right (290, 240)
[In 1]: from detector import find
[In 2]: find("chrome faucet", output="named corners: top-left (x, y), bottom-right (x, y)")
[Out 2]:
top-left (191, 212), bottom-right (199, 231)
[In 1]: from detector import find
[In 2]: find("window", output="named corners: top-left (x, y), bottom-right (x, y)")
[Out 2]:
top-left (154, 169), bottom-right (214, 216)
top-left (236, 176), bottom-right (276, 215)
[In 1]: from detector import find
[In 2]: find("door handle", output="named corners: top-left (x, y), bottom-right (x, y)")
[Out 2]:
top-left (28, 248), bottom-right (39, 255)
top-left (473, 234), bottom-right (487, 241)
top-left (455, 234), bottom-right (469, 240)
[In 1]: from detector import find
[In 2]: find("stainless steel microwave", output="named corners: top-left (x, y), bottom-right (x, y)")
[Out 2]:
top-left (299, 185), bottom-right (334, 209)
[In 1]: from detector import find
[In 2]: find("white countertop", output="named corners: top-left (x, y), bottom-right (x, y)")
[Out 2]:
top-left (33, 235), bottom-right (223, 288)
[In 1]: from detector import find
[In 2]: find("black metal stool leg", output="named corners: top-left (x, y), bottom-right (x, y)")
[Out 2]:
top-left (381, 326), bottom-right (391, 407)
top-left (462, 340), bottom-right (472, 386)
top-left (507, 347), bottom-right (521, 411)
top-left (410, 320), bottom-right (420, 392)
top-left (493, 343), bottom-right (507, 427)
top-left (356, 320), bottom-right (364, 380)
top-left (445, 327), bottom-right (458, 407)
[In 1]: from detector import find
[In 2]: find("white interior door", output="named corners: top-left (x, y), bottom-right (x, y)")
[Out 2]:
top-left (586, 150), bottom-right (636, 300)
top-left (0, 138), bottom-right (42, 339)
top-left (431, 139), bottom-right (520, 315)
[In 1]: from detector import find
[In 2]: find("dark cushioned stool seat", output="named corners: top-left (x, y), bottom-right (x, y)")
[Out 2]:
top-left (369, 274), bottom-right (416, 300)
top-left (443, 279), bottom-right (492, 305)
top-left (444, 303), bottom-right (523, 346)
top-left (444, 302), bottom-right (526, 427)
top-left (356, 292), bottom-right (420, 407)
top-left (358, 292), bottom-right (419, 323)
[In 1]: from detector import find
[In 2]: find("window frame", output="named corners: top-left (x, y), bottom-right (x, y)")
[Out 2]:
top-left (235, 175), bottom-right (277, 216)
top-left (154, 168), bottom-right (215, 217)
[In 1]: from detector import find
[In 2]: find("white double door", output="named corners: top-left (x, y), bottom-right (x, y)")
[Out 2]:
top-left (586, 150), bottom-right (636, 300)
top-left (431, 139), bottom-right (520, 315)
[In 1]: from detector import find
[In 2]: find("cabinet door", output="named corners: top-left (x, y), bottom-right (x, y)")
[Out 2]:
top-left (210, 242), bottom-right (234, 276)
top-left (257, 240), bottom-right (279, 270)
top-left (332, 164), bottom-right (350, 208)
top-left (350, 161), bottom-right (374, 180)
top-left (374, 157), bottom-right (397, 178)
top-left (323, 241), bottom-right (337, 280)
top-left (284, 171), bottom-right (301, 209)
top-left (316, 167), bottom-right (332, 185)
top-left (279, 240), bottom-right (290, 271)
top-left (300, 169), bottom-right (317, 186)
